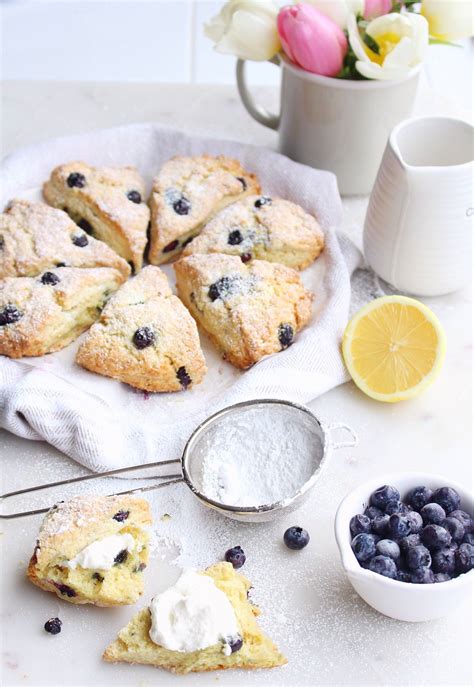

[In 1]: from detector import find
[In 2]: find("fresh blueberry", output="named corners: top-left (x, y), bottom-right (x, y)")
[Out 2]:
top-left (399, 533), bottom-right (422, 554)
top-left (114, 549), bottom-right (128, 565)
top-left (422, 524), bottom-right (452, 550)
top-left (254, 196), bottom-right (272, 209)
top-left (431, 487), bottom-right (461, 514)
top-left (432, 547), bottom-right (456, 575)
top-left (112, 510), bottom-right (129, 522)
top-left (350, 514), bottom-right (371, 537)
top-left (369, 555), bottom-right (397, 579)
top-left (410, 568), bottom-right (435, 584)
top-left (387, 513), bottom-right (411, 540)
top-left (0, 304), bottom-right (23, 326)
top-left (442, 517), bottom-right (465, 543)
top-left (240, 252), bottom-right (252, 263)
top-left (351, 533), bottom-right (377, 563)
top-left (66, 172), bottom-right (86, 188)
top-left (176, 366), bottom-right (192, 389)
top-left (375, 539), bottom-right (400, 562)
top-left (364, 505), bottom-right (384, 520)
top-left (278, 323), bottom-right (294, 349)
top-left (173, 196), bottom-right (191, 215)
top-left (396, 569), bottom-right (412, 583)
top-left (225, 546), bottom-right (246, 568)
top-left (370, 485), bottom-right (400, 510)
top-left (284, 526), bottom-right (310, 550)
top-left (227, 634), bottom-right (243, 653)
top-left (449, 510), bottom-right (472, 532)
top-left (72, 233), bottom-right (88, 247)
top-left (236, 176), bottom-right (247, 190)
top-left (420, 502), bottom-right (446, 525)
top-left (228, 229), bottom-right (243, 245)
top-left (384, 500), bottom-right (403, 515)
top-left (406, 511), bottom-right (423, 534)
top-left (463, 532), bottom-right (474, 545)
top-left (434, 572), bottom-right (451, 583)
top-left (127, 190), bottom-right (142, 204)
top-left (40, 271), bottom-right (60, 286)
top-left (371, 514), bottom-right (390, 537)
top-left (162, 239), bottom-right (180, 253)
top-left (406, 486), bottom-right (433, 511)
top-left (406, 545), bottom-right (431, 571)
top-left (44, 617), bottom-right (62, 635)
top-left (133, 326), bottom-right (155, 349)
top-left (455, 543), bottom-right (474, 574)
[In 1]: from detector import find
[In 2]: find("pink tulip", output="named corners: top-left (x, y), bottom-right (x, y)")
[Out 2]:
top-left (277, 4), bottom-right (347, 77)
top-left (364, 0), bottom-right (393, 20)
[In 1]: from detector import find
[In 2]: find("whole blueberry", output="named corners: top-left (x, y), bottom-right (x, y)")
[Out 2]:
top-left (278, 323), bottom-right (294, 350)
top-left (176, 366), bottom-right (192, 389)
top-left (40, 271), bottom-right (60, 286)
top-left (0, 304), bottom-right (23, 326)
top-left (254, 196), bottom-right (272, 209)
top-left (364, 505), bottom-right (384, 520)
top-left (372, 514), bottom-right (390, 537)
top-left (173, 196), bottom-right (191, 215)
top-left (422, 524), bottom-right (452, 551)
top-left (410, 568), bottom-right (435, 584)
top-left (370, 485), bottom-right (400, 510)
top-left (127, 190), bottom-right (142, 204)
top-left (406, 545), bottom-right (431, 571)
top-left (369, 555), bottom-right (397, 579)
top-left (449, 510), bottom-right (472, 533)
top-left (351, 533), bottom-right (377, 563)
top-left (432, 547), bottom-right (456, 575)
top-left (113, 510), bottom-right (129, 522)
top-left (284, 526), bottom-right (310, 550)
top-left (387, 513), bottom-right (411, 540)
top-left (132, 326), bottom-right (155, 349)
top-left (442, 517), bottom-right (465, 543)
top-left (406, 511), bottom-right (423, 534)
top-left (44, 617), bottom-right (62, 635)
top-left (399, 533), bottom-right (421, 554)
top-left (225, 546), bottom-right (246, 568)
top-left (240, 252), bottom-right (252, 263)
top-left (463, 532), bottom-right (474, 545)
top-left (350, 514), bottom-right (371, 537)
top-left (455, 543), bottom-right (474, 574)
top-left (376, 539), bottom-right (400, 563)
top-left (228, 229), bottom-right (243, 245)
top-left (432, 487), bottom-right (461, 514)
top-left (396, 569), bottom-right (411, 583)
top-left (385, 500), bottom-right (403, 515)
top-left (434, 572), bottom-right (451, 583)
top-left (66, 172), bottom-right (86, 188)
top-left (72, 233), bottom-right (88, 247)
top-left (406, 486), bottom-right (433, 511)
top-left (420, 502), bottom-right (446, 526)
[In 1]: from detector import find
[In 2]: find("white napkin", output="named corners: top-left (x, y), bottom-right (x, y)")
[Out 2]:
top-left (0, 123), bottom-right (362, 471)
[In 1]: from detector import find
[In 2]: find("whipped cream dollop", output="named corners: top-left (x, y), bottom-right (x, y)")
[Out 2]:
top-left (149, 570), bottom-right (239, 654)
top-left (66, 533), bottom-right (136, 570)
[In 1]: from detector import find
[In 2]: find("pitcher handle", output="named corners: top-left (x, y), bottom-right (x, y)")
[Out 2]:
top-left (236, 55), bottom-right (281, 131)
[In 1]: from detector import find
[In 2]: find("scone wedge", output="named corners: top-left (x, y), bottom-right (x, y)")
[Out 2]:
top-left (103, 562), bottom-right (287, 674)
top-left (148, 155), bottom-right (260, 265)
top-left (76, 265), bottom-right (207, 391)
top-left (43, 162), bottom-right (149, 272)
top-left (27, 495), bottom-right (152, 606)
top-left (183, 194), bottom-right (325, 270)
top-left (0, 200), bottom-right (131, 280)
top-left (0, 266), bottom-right (124, 358)
top-left (174, 254), bottom-right (313, 369)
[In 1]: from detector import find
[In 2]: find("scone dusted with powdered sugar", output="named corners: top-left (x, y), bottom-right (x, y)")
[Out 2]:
top-left (174, 254), bottom-right (313, 369)
top-left (0, 267), bottom-right (124, 358)
top-left (103, 562), bottom-right (287, 673)
top-left (76, 265), bottom-right (207, 392)
top-left (43, 162), bottom-right (149, 272)
top-left (148, 155), bottom-right (260, 265)
top-left (183, 195), bottom-right (325, 270)
top-left (0, 200), bottom-right (131, 280)
top-left (27, 495), bottom-right (152, 606)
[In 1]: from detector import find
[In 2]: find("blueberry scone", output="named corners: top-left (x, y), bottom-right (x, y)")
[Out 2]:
top-left (0, 200), bottom-right (131, 280)
top-left (148, 155), bottom-right (260, 265)
top-left (76, 266), bottom-right (207, 392)
top-left (27, 495), bottom-right (152, 606)
top-left (0, 266), bottom-right (124, 358)
top-left (43, 162), bottom-right (149, 272)
top-left (103, 562), bottom-right (286, 673)
top-left (174, 254), bottom-right (313, 369)
top-left (183, 195), bottom-right (325, 270)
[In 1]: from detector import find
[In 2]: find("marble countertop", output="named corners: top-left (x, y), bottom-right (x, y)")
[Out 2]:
top-left (1, 80), bottom-right (472, 687)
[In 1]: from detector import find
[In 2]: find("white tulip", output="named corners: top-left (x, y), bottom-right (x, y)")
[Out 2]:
top-left (348, 12), bottom-right (429, 80)
top-left (304, 0), bottom-right (364, 29)
top-left (421, 0), bottom-right (474, 41)
top-left (204, 0), bottom-right (281, 61)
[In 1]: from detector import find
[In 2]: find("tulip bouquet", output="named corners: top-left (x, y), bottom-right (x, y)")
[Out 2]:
top-left (205, 0), bottom-right (473, 80)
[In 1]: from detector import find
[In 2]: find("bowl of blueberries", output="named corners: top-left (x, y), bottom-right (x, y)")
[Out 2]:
top-left (334, 473), bottom-right (473, 621)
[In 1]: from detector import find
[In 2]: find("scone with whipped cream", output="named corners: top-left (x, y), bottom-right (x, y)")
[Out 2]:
top-left (103, 562), bottom-right (286, 673)
top-left (0, 200), bottom-right (131, 280)
top-left (76, 265), bottom-right (207, 392)
top-left (43, 162), bottom-right (149, 272)
top-left (183, 195), bottom-right (325, 270)
top-left (27, 495), bottom-right (152, 606)
top-left (0, 266), bottom-right (124, 358)
top-left (148, 155), bottom-right (260, 265)
top-left (174, 254), bottom-right (313, 369)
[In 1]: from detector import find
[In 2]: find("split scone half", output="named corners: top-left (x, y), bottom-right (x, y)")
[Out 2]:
top-left (148, 155), bottom-right (260, 265)
top-left (103, 562), bottom-right (287, 673)
top-left (43, 162), bottom-right (150, 272)
top-left (183, 194), bottom-right (325, 270)
top-left (76, 265), bottom-right (207, 392)
top-left (27, 495), bottom-right (152, 606)
top-left (174, 254), bottom-right (313, 369)
top-left (0, 266), bottom-right (124, 358)
top-left (0, 200), bottom-right (131, 280)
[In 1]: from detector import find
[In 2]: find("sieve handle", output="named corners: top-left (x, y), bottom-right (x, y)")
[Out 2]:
top-left (327, 423), bottom-right (358, 450)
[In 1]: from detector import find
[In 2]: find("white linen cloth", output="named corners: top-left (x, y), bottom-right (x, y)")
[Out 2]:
top-left (0, 124), bottom-right (362, 471)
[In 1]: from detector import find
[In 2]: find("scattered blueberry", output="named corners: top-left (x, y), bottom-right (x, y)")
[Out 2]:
top-left (375, 539), bottom-right (400, 562)
top-left (0, 304), bottom-right (23, 326)
top-left (254, 196), bottom-right (272, 208)
top-left (225, 546), bottom-right (246, 568)
top-left (227, 634), bottom-right (244, 653)
top-left (369, 555), bottom-right (397, 579)
top-left (420, 502), bottom-right (446, 526)
top-left (236, 176), bottom-right (247, 190)
top-left (422, 524), bottom-right (452, 551)
top-left (431, 487), bottom-right (461, 514)
top-left (371, 514), bottom-right (390, 537)
top-left (113, 510), bottom-right (130, 522)
top-left (173, 196), bottom-right (191, 215)
top-left (228, 229), bottom-right (243, 245)
top-left (284, 526), bottom-right (310, 550)
top-left (463, 532), bottom-right (474, 545)
top-left (72, 233), bottom-right (88, 247)
top-left (387, 513), bottom-right (411, 540)
top-left (163, 239), bottom-right (180, 253)
top-left (406, 544), bottom-right (431, 570)
top-left (350, 514), bottom-right (371, 537)
top-left (406, 486), bottom-right (433, 511)
top-left (240, 252), bottom-right (252, 263)
top-left (406, 510), bottom-right (423, 534)
top-left (364, 505), bottom-right (384, 520)
top-left (66, 172), bottom-right (86, 188)
top-left (114, 549), bottom-right (128, 565)
top-left (40, 271), bottom-right (60, 286)
top-left (176, 366), bottom-right (192, 389)
top-left (127, 190), bottom-right (142, 204)
top-left (434, 572), bottom-right (451, 583)
top-left (449, 510), bottom-right (472, 532)
top-left (455, 543), bottom-right (473, 574)
top-left (399, 533), bottom-right (422, 554)
top-left (44, 617), bottom-right (62, 635)
top-left (410, 567), bottom-right (435, 584)
top-left (133, 326), bottom-right (155, 349)
top-left (442, 517), bottom-right (465, 543)
top-left (278, 323), bottom-right (294, 349)
top-left (370, 485), bottom-right (400, 510)
top-left (54, 583), bottom-right (76, 597)
top-left (431, 547), bottom-right (456, 575)
top-left (351, 533), bottom-right (377, 563)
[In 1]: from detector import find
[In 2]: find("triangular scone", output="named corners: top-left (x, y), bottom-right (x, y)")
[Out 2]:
top-left (0, 266), bottom-right (124, 358)
top-left (43, 162), bottom-right (149, 272)
top-left (27, 495), bottom-right (152, 606)
top-left (183, 194), bottom-right (325, 270)
top-left (103, 562), bottom-right (287, 673)
top-left (174, 254), bottom-right (313, 369)
top-left (148, 155), bottom-right (260, 265)
top-left (76, 266), bottom-right (207, 392)
top-left (0, 200), bottom-right (131, 280)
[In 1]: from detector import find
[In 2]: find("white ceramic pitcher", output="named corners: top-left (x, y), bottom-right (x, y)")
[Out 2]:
top-left (364, 116), bottom-right (473, 296)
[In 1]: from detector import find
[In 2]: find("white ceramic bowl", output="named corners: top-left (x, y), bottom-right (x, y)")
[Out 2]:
top-left (335, 473), bottom-right (473, 622)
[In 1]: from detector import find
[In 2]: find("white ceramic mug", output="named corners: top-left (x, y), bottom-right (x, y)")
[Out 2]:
top-left (236, 55), bottom-right (421, 195)
top-left (364, 116), bottom-right (473, 296)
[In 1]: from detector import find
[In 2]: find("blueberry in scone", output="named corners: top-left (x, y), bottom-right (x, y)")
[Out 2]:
top-left (103, 562), bottom-right (287, 673)
top-left (0, 267), bottom-right (124, 358)
top-left (182, 195), bottom-right (325, 271)
top-left (27, 495), bottom-right (152, 606)
top-left (43, 162), bottom-right (150, 272)
top-left (148, 155), bottom-right (260, 265)
top-left (0, 200), bottom-right (131, 280)
top-left (174, 254), bottom-right (313, 369)
top-left (76, 266), bottom-right (207, 392)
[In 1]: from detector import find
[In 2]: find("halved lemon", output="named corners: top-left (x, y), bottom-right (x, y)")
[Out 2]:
top-left (342, 295), bottom-right (446, 403)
